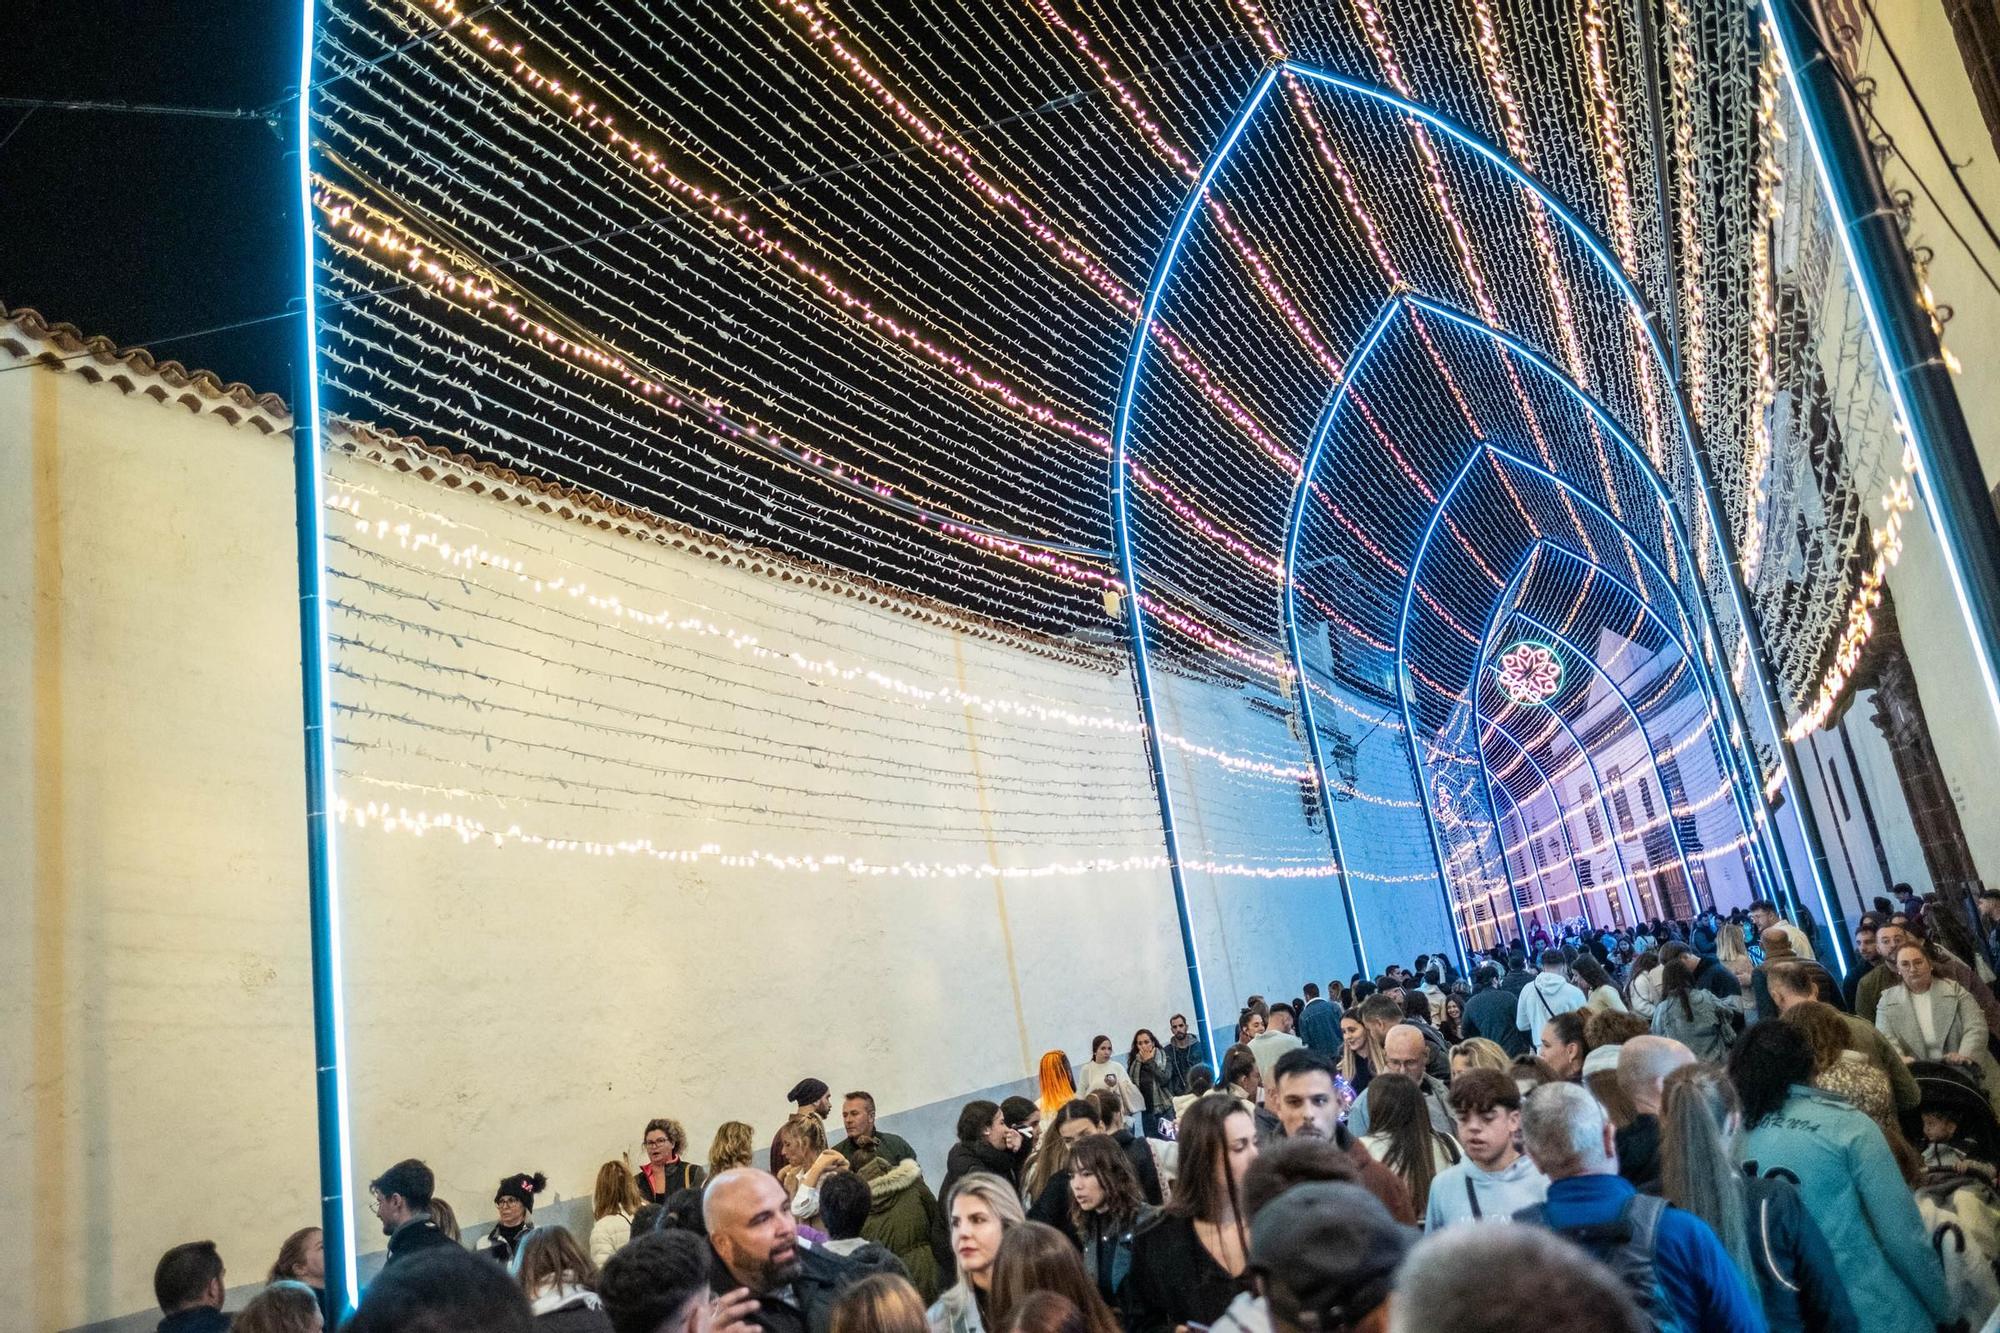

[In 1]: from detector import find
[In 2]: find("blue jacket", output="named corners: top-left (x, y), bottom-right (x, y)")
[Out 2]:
top-left (1739, 1086), bottom-right (1949, 1333)
top-left (1297, 997), bottom-right (1342, 1056)
top-left (1532, 1174), bottom-right (1763, 1333)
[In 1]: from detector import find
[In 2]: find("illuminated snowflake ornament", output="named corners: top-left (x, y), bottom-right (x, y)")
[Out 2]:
top-left (1496, 641), bottom-right (1563, 706)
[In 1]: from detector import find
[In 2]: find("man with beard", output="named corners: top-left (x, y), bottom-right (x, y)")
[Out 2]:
top-left (704, 1169), bottom-right (863, 1333)
top-left (1267, 1049), bottom-right (1415, 1224)
top-left (369, 1158), bottom-right (458, 1267)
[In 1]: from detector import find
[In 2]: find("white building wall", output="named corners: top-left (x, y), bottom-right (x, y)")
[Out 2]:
top-left (0, 357), bottom-right (1200, 1330)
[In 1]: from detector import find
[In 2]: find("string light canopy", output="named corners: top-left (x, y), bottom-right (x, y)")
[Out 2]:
top-left (305, 0), bottom-right (1911, 969)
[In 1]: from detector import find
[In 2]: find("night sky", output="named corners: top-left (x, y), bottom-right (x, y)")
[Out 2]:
top-left (2, 1), bottom-right (301, 396)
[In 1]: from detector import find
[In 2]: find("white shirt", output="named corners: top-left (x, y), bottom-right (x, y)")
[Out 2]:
top-left (1913, 988), bottom-right (1939, 1047)
top-left (1078, 1058), bottom-right (1143, 1113)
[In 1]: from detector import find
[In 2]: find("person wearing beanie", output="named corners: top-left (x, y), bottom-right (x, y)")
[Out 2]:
top-left (770, 1078), bottom-right (833, 1175)
top-left (484, 1171), bottom-right (547, 1265)
top-left (1248, 1182), bottom-right (1411, 1333)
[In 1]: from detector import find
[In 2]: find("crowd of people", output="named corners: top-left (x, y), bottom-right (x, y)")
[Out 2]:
top-left (150, 887), bottom-right (2000, 1333)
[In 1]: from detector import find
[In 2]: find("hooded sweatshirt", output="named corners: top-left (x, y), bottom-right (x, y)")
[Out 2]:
top-left (1423, 1152), bottom-right (1550, 1231)
top-left (1514, 971), bottom-right (1588, 1032)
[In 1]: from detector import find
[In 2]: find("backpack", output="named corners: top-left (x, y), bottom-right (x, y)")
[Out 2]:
top-left (1515, 1193), bottom-right (1682, 1333)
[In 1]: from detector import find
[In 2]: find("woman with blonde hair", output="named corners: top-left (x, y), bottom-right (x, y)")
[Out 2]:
top-left (1784, 999), bottom-right (1918, 1184)
top-left (929, 1172), bottom-right (1028, 1333)
top-left (428, 1196), bottom-right (461, 1241)
top-left (777, 1113), bottom-right (849, 1228)
top-left (1338, 1014), bottom-right (1379, 1097)
top-left (1037, 1050), bottom-right (1078, 1121)
top-left (590, 1158), bottom-right (643, 1265)
top-left (833, 1273), bottom-right (931, 1333)
top-left (1715, 922), bottom-right (1755, 995)
top-left (1447, 1038), bottom-right (1509, 1079)
top-left (1659, 1063), bottom-right (1854, 1333)
top-left (707, 1121), bottom-right (755, 1178)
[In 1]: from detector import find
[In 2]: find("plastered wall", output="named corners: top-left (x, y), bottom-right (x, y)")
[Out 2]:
top-left (0, 358), bottom-right (1394, 1330)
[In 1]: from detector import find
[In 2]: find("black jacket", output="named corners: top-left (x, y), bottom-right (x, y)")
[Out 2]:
top-left (385, 1216), bottom-right (460, 1266)
top-left (1743, 1175), bottom-right (1857, 1333)
top-left (1614, 1114), bottom-right (1660, 1193)
top-left (637, 1159), bottom-right (707, 1203)
top-left (1463, 986), bottom-right (1530, 1057)
top-left (1109, 1128), bottom-right (1164, 1205)
top-left (708, 1241), bottom-right (863, 1333)
top-left (940, 1139), bottom-right (1018, 1203)
top-left (1122, 1211), bottom-right (1252, 1333)
top-left (158, 1310), bottom-right (231, 1333)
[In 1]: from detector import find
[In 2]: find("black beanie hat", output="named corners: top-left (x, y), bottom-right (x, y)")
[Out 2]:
top-left (495, 1171), bottom-right (548, 1210)
top-left (787, 1078), bottom-right (829, 1107)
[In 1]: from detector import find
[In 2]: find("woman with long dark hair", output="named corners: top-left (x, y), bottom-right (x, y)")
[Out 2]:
top-left (1121, 1093), bottom-right (1258, 1333)
top-left (1126, 1029), bottom-right (1174, 1137)
top-left (1439, 993), bottom-right (1465, 1044)
top-left (1574, 955), bottom-right (1627, 1013)
top-left (1356, 1075), bottom-right (1460, 1216)
top-left (1658, 1063), bottom-right (1853, 1333)
top-left (1067, 1133), bottom-right (1148, 1308)
top-left (1651, 946), bottom-right (1735, 1060)
top-left (1730, 1022), bottom-right (1947, 1333)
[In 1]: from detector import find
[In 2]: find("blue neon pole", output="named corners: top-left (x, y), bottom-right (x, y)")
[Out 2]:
top-left (293, 0), bottom-right (359, 1315)
top-left (1108, 66), bottom-right (1278, 1069)
top-left (1281, 298), bottom-right (1407, 981)
top-left (1513, 613), bottom-right (1705, 912)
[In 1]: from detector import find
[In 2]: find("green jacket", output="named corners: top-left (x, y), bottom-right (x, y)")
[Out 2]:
top-left (860, 1157), bottom-right (945, 1301)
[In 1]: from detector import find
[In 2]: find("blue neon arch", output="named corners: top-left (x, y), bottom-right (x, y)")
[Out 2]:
top-left (1113, 66), bottom-right (1845, 1005)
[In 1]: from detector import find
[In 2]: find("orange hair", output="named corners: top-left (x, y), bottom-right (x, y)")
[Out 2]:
top-left (1037, 1050), bottom-right (1077, 1117)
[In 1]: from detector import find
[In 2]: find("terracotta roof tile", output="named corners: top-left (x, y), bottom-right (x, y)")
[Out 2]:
top-left (0, 302), bottom-right (1114, 666)
top-left (1, 302), bottom-right (294, 432)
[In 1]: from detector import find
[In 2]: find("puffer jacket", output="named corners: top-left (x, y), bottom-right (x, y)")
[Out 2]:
top-left (860, 1157), bottom-right (946, 1301)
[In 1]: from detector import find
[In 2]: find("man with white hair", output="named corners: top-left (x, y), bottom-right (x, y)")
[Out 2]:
top-left (1611, 1035), bottom-right (1693, 1192)
top-left (1514, 1083), bottom-right (1760, 1333)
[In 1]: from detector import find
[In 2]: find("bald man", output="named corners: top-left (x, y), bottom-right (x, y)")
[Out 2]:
top-left (1612, 1035), bottom-right (1693, 1192)
top-left (1348, 1025), bottom-right (1454, 1135)
top-left (703, 1169), bottom-right (862, 1333)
